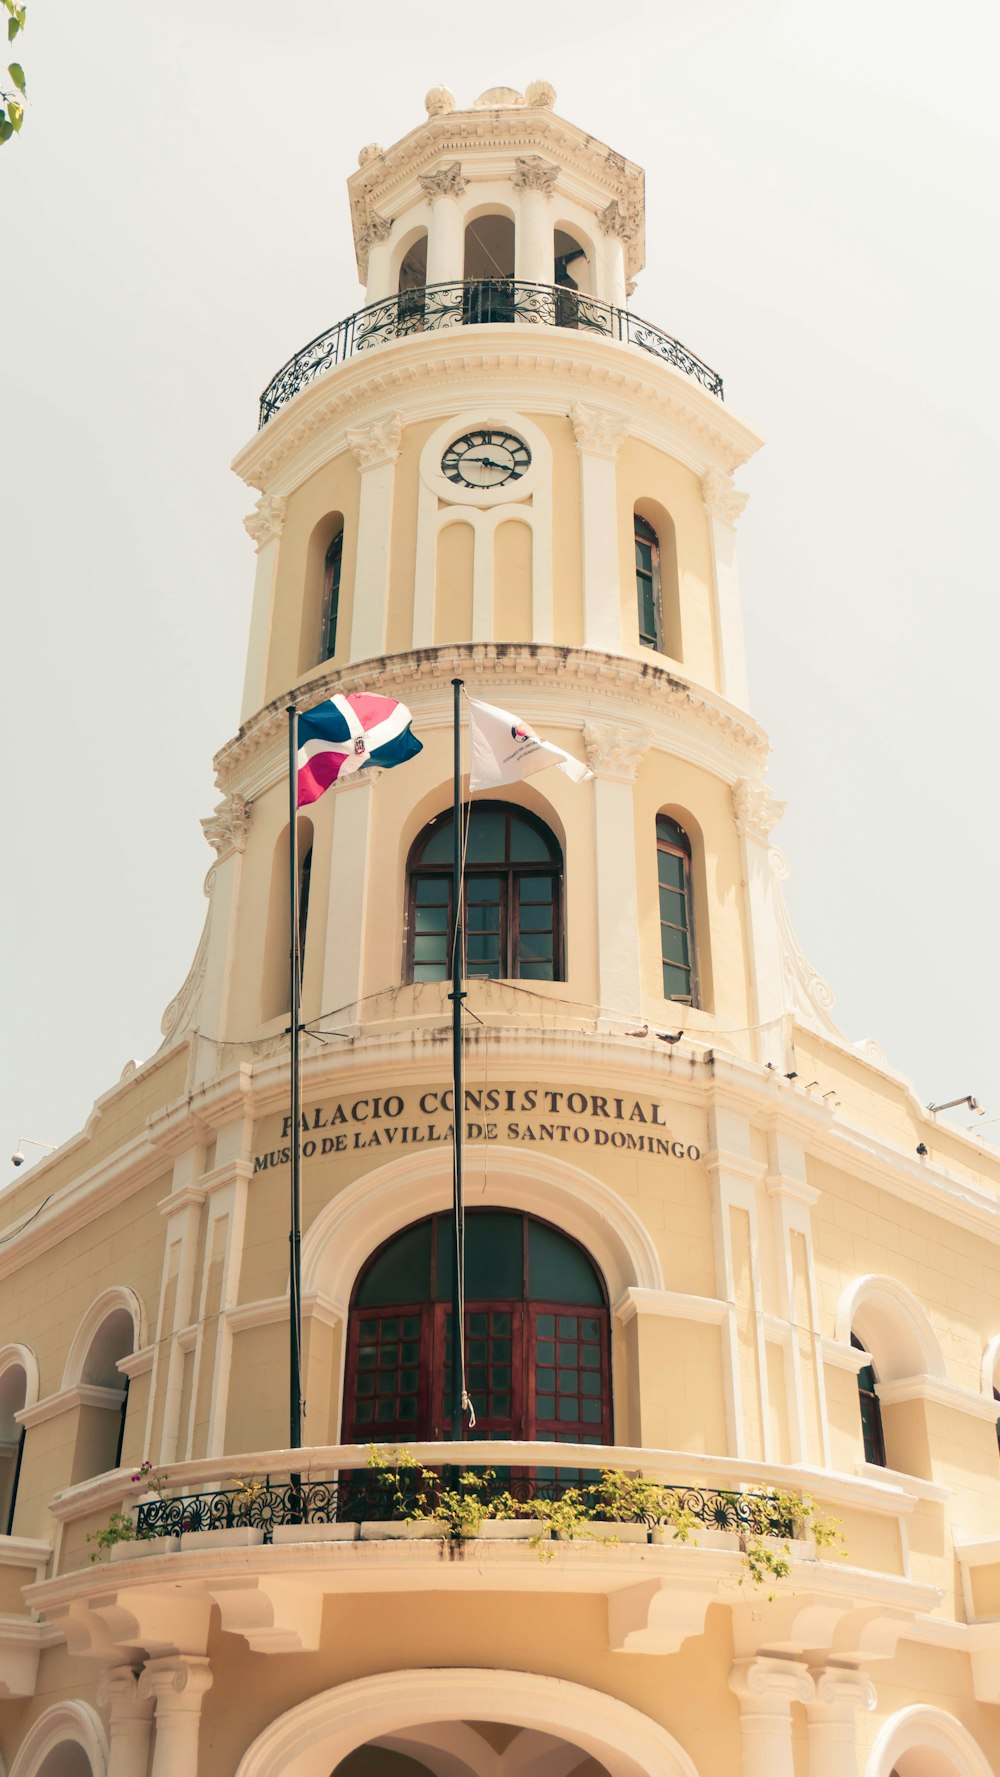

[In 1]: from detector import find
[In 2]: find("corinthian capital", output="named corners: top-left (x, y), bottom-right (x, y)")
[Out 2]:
top-left (732, 777), bottom-right (785, 843)
top-left (201, 792), bottom-right (251, 859)
top-left (511, 156), bottom-right (558, 194)
top-left (347, 412), bottom-right (404, 469)
top-left (359, 210), bottom-right (393, 250)
top-left (702, 467), bottom-right (750, 528)
top-left (243, 494), bottom-right (287, 551)
top-left (419, 161), bottom-right (466, 201)
top-left (583, 721), bottom-right (650, 780)
top-left (597, 199), bottom-right (635, 242)
top-left (570, 402), bottom-right (628, 458)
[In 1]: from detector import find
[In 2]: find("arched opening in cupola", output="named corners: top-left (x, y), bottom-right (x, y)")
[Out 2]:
top-left (554, 225), bottom-right (594, 326)
top-left (396, 229), bottom-right (427, 334)
top-left (463, 213), bottom-right (515, 323)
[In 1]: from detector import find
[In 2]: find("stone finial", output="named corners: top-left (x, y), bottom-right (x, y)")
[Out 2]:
top-left (243, 494), bottom-right (286, 551)
top-left (702, 467), bottom-right (750, 527)
top-left (583, 721), bottom-right (650, 780)
top-left (418, 161), bottom-right (467, 201)
top-left (425, 85), bottom-right (456, 116)
top-left (525, 79), bottom-right (556, 109)
top-left (598, 199), bottom-right (635, 242)
top-left (732, 778), bottom-right (785, 843)
top-left (347, 412), bottom-right (404, 470)
top-left (570, 402), bottom-right (628, 458)
top-left (359, 211), bottom-right (393, 250)
top-left (473, 86), bottom-right (524, 108)
top-left (511, 156), bottom-right (558, 195)
top-left (357, 143), bottom-right (383, 167)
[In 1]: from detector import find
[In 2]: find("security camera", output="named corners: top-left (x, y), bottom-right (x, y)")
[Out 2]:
top-left (11, 1151), bottom-right (24, 1167)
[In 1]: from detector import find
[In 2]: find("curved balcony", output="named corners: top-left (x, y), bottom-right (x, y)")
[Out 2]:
top-left (257, 279), bottom-right (725, 427)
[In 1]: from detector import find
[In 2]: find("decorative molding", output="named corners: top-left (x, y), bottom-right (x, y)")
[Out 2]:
top-left (614, 1286), bottom-right (729, 1327)
top-left (159, 905), bottom-right (210, 1043)
top-left (570, 400), bottom-right (628, 457)
top-left (511, 156), bottom-right (558, 194)
top-left (702, 466), bottom-right (750, 527)
top-left (853, 1459), bottom-right (951, 1504)
top-left (200, 791), bottom-right (251, 860)
top-left (418, 161), bottom-right (466, 201)
top-left (242, 493), bottom-right (286, 550)
top-left (597, 198), bottom-right (635, 242)
top-left (0, 1536), bottom-right (51, 1571)
top-left (732, 777), bottom-right (785, 842)
top-left (822, 1336), bottom-right (870, 1375)
top-left (117, 1345), bottom-right (154, 1380)
top-left (97, 1663), bottom-right (148, 1710)
top-left (358, 211), bottom-right (393, 250)
top-left (346, 411), bottom-right (403, 470)
top-left (139, 1654), bottom-right (213, 1707)
top-left (525, 79), bottom-right (557, 109)
top-left (875, 1375), bottom-right (1000, 1423)
top-left (16, 1383), bottom-right (124, 1430)
top-left (770, 847), bottom-right (844, 1041)
top-left (424, 86), bottom-right (455, 118)
top-left (583, 720), bottom-right (650, 780)
top-left (730, 1655), bottom-right (814, 1706)
top-left (810, 1665), bottom-right (877, 1712)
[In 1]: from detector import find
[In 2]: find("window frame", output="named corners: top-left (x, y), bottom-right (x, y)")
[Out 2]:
top-left (322, 529), bottom-right (344, 660)
top-left (656, 814), bottom-right (697, 1006)
top-left (852, 1331), bottom-right (887, 1468)
top-left (634, 512), bottom-right (663, 652)
top-left (405, 803), bottom-right (565, 985)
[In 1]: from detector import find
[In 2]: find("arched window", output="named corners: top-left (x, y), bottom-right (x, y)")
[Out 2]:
top-left (406, 804), bottom-right (563, 983)
top-left (852, 1331), bottom-right (887, 1467)
top-left (323, 529), bottom-right (343, 660)
top-left (656, 815), bottom-right (697, 1004)
top-left (344, 1210), bottom-right (611, 1444)
top-left (635, 514), bottom-right (662, 651)
top-left (0, 1361), bottom-right (28, 1535)
top-left (463, 214), bottom-right (515, 324)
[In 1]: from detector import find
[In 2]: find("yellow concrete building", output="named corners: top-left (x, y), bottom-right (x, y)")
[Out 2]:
top-left (1, 79), bottom-right (999, 1777)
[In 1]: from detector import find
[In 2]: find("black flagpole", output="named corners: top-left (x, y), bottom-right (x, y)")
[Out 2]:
top-left (449, 677), bottom-right (466, 1441)
top-left (287, 705), bottom-right (304, 1467)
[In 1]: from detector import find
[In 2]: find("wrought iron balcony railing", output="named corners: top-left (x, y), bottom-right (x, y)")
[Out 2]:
top-left (258, 279), bottom-right (724, 427)
top-left (136, 1468), bottom-right (796, 1545)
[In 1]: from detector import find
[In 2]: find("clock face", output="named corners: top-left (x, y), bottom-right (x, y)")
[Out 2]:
top-left (441, 429), bottom-right (531, 489)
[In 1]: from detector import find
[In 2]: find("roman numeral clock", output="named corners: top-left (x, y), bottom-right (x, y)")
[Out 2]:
top-left (441, 428), bottom-right (531, 488)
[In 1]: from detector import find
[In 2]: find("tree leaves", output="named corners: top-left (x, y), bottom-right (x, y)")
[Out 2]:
top-left (0, 0), bottom-right (25, 143)
top-left (8, 61), bottom-right (24, 91)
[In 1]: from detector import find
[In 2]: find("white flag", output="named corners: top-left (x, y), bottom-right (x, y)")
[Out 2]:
top-left (467, 697), bottom-right (592, 792)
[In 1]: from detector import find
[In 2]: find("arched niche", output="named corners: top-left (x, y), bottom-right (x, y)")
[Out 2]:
top-left (234, 1668), bottom-right (699, 1777)
top-left (835, 1277), bottom-right (946, 1384)
top-left (62, 1289), bottom-right (142, 1390)
top-left (866, 1705), bottom-right (993, 1777)
top-left (9, 1701), bottom-right (108, 1777)
top-left (634, 497), bottom-right (681, 662)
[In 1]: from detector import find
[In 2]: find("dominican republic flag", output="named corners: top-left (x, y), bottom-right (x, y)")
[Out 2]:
top-left (296, 693), bottom-right (422, 807)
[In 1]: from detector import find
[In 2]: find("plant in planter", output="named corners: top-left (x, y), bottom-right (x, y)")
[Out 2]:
top-left (87, 1511), bottom-right (140, 1561)
top-left (734, 1488), bottom-right (844, 1596)
top-left (231, 1474), bottom-right (268, 1523)
top-left (587, 1470), bottom-right (701, 1543)
top-left (130, 1459), bottom-right (170, 1498)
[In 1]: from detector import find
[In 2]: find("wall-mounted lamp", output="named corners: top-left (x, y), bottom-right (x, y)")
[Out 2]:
top-left (928, 1096), bottom-right (983, 1116)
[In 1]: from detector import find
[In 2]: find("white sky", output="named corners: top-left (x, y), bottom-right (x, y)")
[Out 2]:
top-left (3, 0), bottom-right (999, 1178)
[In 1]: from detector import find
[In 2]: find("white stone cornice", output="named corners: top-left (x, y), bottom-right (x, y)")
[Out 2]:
top-left (875, 1375), bottom-right (1000, 1423)
top-left (0, 1536), bottom-right (51, 1571)
top-left (511, 155), bottom-right (558, 194)
top-left (733, 777), bottom-right (785, 842)
top-left (582, 720), bottom-right (651, 780)
top-left (702, 465), bottom-right (750, 527)
top-left (417, 160), bottom-right (466, 200)
top-left (570, 400), bottom-right (628, 457)
top-left (613, 1287), bottom-right (729, 1327)
top-left (117, 1345), bottom-right (154, 1380)
top-left (200, 791), bottom-right (251, 860)
top-left (346, 411), bottom-right (403, 469)
top-left (822, 1337), bottom-right (870, 1375)
top-left (16, 1383), bottom-right (124, 1430)
top-left (242, 493), bottom-right (286, 550)
top-left (158, 1183), bottom-right (207, 1217)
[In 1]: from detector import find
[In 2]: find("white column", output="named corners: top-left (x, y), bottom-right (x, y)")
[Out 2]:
top-left (346, 413), bottom-right (403, 661)
top-left (806, 1667), bottom-right (876, 1777)
top-left (360, 212), bottom-right (394, 305)
top-left (99, 1666), bottom-right (154, 1777)
top-left (595, 200), bottom-right (631, 307)
top-left (582, 722), bottom-right (648, 1022)
top-left (571, 403), bottom-right (627, 653)
top-left (730, 1657), bottom-right (814, 1777)
top-left (240, 496), bottom-right (286, 721)
top-left (419, 163), bottom-right (466, 288)
top-left (702, 468), bottom-right (751, 708)
top-left (732, 779), bottom-right (787, 1067)
top-left (512, 158), bottom-right (557, 320)
top-left (320, 769), bottom-right (380, 1029)
top-left (140, 1656), bottom-right (213, 1777)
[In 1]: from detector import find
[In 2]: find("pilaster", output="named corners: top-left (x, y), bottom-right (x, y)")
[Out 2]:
top-left (319, 768), bottom-right (382, 1030)
top-left (197, 790), bottom-right (252, 1049)
top-left (571, 403), bottom-right (628, 652)
top-left (140, 1655), bottom-right (213, 1777)
top-left (240, 495), bottom-right (286, 722)
top-left (729, 1656), bottom-right (813, 1777)
top-left (185, 1121), bottom-right (253, 1459)
top-left (806, 1665), bottom-right (877, 1777)
top-left (582, 722), bottom-right (648, 1022)
top-left (766, 1128), bottom-right (829, 1468)
top-left (150, 1150), bottom-right (206, 1465)
top-left (702, 467), bottom-right (750, 708)
top-left (98, 1664), bottom-right (155, 1777)
top-left (732, 776), bottom-right (786, 1067)
top-left (706, 1105), bottom-right (769, 1459)
top-left (347, 413), bottom-right (403, 660)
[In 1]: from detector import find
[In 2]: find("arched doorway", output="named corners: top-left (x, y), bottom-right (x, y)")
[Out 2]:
top-left (333, 1722), bottom-right (612, 1777)
top-left (343, 1209), bottom-right (611, 1445)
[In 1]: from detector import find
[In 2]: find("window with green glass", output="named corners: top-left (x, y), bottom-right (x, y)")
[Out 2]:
top-left (635, 513), bottom-right (662, 650)
top-left (851, 1332), bottom-right (887, 1467)
top-left (344, 1210), bottom-right (611, 1445)
top-left (323, 529), bottom-right (343, 659)
top-left (656, 814), bottom-right (696, 1004)
top-left (406, 804), bottom-right (563, 983)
